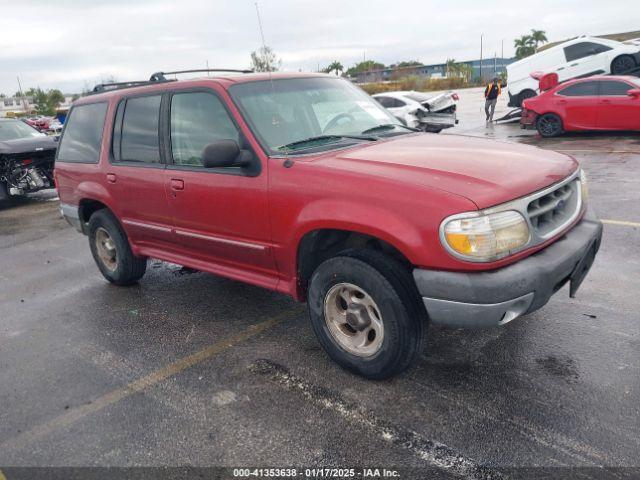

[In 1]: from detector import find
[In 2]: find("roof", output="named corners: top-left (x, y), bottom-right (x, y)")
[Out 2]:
top-left (539, 31), bottom-right (640, 52)
top-left (76, 72), bottom-right (332, 105)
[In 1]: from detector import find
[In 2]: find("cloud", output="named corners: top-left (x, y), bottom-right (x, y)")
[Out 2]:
top-left (0, 0), bottom-right (637, 94)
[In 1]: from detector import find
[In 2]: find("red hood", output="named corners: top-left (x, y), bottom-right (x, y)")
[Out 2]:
top-left (314, 133), bottom-right (578, 210)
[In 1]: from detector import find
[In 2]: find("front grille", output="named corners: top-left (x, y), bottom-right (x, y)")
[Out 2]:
top-left (527, 179), bottom-right (580, 237)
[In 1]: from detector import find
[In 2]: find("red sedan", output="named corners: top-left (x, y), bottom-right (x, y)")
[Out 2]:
top-left (521, 75), bottom-right (640, 137)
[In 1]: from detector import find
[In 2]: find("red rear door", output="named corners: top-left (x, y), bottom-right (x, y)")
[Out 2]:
top-left (596, 80), bottom-right (640, 130)
top-left (554, 81), bottom-right (599, 130)
top-left (108, 94), bottom-right (173, 248)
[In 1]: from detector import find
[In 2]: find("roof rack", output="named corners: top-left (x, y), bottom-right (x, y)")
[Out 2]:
top-left (149, 69), bottom-right (254, 81)
top-left (89, 68), bottom-right (253, 95)
top-left (90, 79), bottom-right (172, 95)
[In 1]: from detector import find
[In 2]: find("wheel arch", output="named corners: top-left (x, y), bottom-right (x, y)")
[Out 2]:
top-left (294, 226), bottom-right (416, 301)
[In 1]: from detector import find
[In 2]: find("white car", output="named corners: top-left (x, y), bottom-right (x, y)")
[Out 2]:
top-left (507, 36), bottom-right (640, 107)
top-left (373, 91), bottom-right (458, 133)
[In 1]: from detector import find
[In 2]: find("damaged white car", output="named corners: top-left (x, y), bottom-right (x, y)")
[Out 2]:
top-left (373, 91), bottom-right (458, 133)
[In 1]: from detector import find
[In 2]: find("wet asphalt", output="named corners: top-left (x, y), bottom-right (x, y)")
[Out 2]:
top-left (0, 88), bottom-right (638, 479)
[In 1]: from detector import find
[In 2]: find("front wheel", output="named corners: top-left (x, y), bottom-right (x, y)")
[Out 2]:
top-left (536, 113), bottom-right (564, 138)
top-left (307, 250), bottom-right (426, 379)
top-left (611, 55), bottom-right (636, 75)
top-left (88, 209), bottom-right (147, 285)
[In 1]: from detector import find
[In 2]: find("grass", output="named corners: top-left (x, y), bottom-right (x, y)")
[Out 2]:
top-left (359, 76), bottom-right (483, 94)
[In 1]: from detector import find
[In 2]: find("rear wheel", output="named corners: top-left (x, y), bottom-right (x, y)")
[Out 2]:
top-left (611, 55), bottom-right (636, 75)
top-left (307, 249), bottom-right (426, 379)
top-left (88, 209), bottom-right (147, 285)
top-left (536, 113), bottom-right (563, 138)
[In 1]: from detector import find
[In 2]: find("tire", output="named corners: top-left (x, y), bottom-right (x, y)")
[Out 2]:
top-left (611, 55), bottom-right (636, 75)
top-left (517, 89), bottom-right (537, 107)
top-left (307, 249), bottom-right (426, 379)
top-left (88, 209), bottom-right (147, 285)
top-left (0, 182), bottom-right (8, 202)
top-left (536, 113), bottom-right (564, 138)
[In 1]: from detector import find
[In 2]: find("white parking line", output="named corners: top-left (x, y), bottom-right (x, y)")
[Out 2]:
top-left (249, 359), bottom-right (499, 480)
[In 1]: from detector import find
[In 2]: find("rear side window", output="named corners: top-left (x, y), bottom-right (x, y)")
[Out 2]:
top-left (375, 96), bottom-right (395, 108)
top-left (114, 95), bottom-right (161, 163)
top-left (599, 81), bottom-right (634, 96)
top-left (564, 42), bottom-right (612, 62)
top-left (56, 102), bottom-right (107, 163)
top-left (557, 82), bottom-right (599, 97)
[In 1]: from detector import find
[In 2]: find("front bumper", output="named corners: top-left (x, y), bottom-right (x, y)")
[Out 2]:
top-left (413, 209), bottom-right (603, 328)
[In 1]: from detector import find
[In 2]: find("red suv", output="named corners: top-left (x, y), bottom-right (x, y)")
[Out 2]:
top-left (55, 71), bottom-right (602, 379)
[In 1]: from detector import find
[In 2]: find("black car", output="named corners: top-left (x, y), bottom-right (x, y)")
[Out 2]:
top-left (0, 118), bottom-right (58, 201)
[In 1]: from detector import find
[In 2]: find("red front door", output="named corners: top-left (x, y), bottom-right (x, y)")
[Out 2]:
top-left (596, 80), bottom-right (640, 130)
top-left (164, 89), bottom-right (277, 289)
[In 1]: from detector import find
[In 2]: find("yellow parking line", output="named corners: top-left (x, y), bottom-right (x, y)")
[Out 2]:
top-left (0, 311), bottom-right (294, 452)
top-left (602, 219), bottom-right (640, 228)
top-left (0, 469), bottom-right (6, 480)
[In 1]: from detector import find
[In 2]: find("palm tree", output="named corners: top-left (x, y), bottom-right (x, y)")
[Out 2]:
top-left (324, 61), bottom-right (344, 76)
top-left (530, 29), bottom-right (548, 52)
top-left (514, 35), bottom-right (535, 59)
top-left (445, 58), bottom-right (458, 78)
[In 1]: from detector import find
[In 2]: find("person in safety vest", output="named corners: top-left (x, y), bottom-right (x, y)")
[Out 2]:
top-left (484, 77), bottom-right (501, 123)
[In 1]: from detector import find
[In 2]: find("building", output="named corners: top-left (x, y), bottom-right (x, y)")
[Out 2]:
top-left (0, 95), bottom-right (76, 118)
top-left (353, 57), bottom-right (517, 84)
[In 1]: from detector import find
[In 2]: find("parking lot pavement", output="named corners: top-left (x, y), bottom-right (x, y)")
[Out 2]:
top-left (1, 93), bottom-right (639, 478)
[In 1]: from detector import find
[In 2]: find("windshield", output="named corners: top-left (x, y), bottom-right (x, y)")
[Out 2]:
top-left (0, 120), bottom-right (45, 141)
top-left (228, 77), bottom-right (408, 153)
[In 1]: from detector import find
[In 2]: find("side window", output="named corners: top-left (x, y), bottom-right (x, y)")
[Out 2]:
top-left (170, 92), bottom-right (240, 167)
top-left (564, 42), bottom-right (612, 62)
top-left (599, 81), bottom-right (634, 96)
top-left (375, 96), bottom-right (393, 108)
top-left (119, 95), bottom-right (161, 163)
top-left (394, 99), bottom-right (407, 107)
top-left (557, 82), bottom-right (599, 97)
top-left (56, 102), bottom-right (108, 163)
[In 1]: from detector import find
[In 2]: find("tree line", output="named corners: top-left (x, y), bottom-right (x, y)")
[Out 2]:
top-left (250, 29), bottom-right (548, 77)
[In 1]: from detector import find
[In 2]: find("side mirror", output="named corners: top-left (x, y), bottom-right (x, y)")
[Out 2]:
top-left (202, 139), bottom-right (249, 168)
top-left (627, 88), bottom-right (640, 99)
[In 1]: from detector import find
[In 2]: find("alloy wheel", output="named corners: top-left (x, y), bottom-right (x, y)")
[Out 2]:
top-left (323, 282), bottom-right (384, 357)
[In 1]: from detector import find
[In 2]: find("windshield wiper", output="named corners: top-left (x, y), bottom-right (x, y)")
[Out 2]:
top-left (276, 134), bottom-right (377, 152)
top-left (361, 123), bottom-right (419, 135)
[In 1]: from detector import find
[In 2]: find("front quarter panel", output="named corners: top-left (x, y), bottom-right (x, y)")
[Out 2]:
top-left (267, 156), bottom-right (479, 297)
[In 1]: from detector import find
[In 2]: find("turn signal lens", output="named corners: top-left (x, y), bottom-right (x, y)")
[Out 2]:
top-left (442, 210), bottom-right (530, 261)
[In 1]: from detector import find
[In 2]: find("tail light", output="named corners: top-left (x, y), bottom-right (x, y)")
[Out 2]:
top-left (451, 93), bottom-right (459, 101)
top-left (22, 158), bottom-right (33, 165)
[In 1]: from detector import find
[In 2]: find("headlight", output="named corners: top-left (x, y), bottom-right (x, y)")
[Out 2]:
top-left (441, 210), bottom-right (530, 262)
top-left (580, 169), bottom-right (588, 203)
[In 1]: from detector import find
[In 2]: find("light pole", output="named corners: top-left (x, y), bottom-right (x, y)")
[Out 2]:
top-left (480, 34), bottom-right (483, 81)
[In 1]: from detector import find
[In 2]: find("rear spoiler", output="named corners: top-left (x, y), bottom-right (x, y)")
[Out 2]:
top-left (530, 71), bottom-right (559, 91)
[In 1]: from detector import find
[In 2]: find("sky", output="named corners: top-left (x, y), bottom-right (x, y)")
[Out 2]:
top-left (0, 0), bottom-right (638, 95)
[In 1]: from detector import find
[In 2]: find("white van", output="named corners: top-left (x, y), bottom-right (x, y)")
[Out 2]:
top-left (507, 36), bottom-right (640, 106)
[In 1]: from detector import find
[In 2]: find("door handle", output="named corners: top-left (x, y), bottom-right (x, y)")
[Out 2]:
top-left (106, 173), bottom-right (117, 183)
top-left (558, 100), bottom-right (567, 104)
top-left (170, 179), bottom-right (184, 191)
top-left (600, 99), bottom-right (611, 104)
top-left (570, 63), bottom-right (578, 66)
